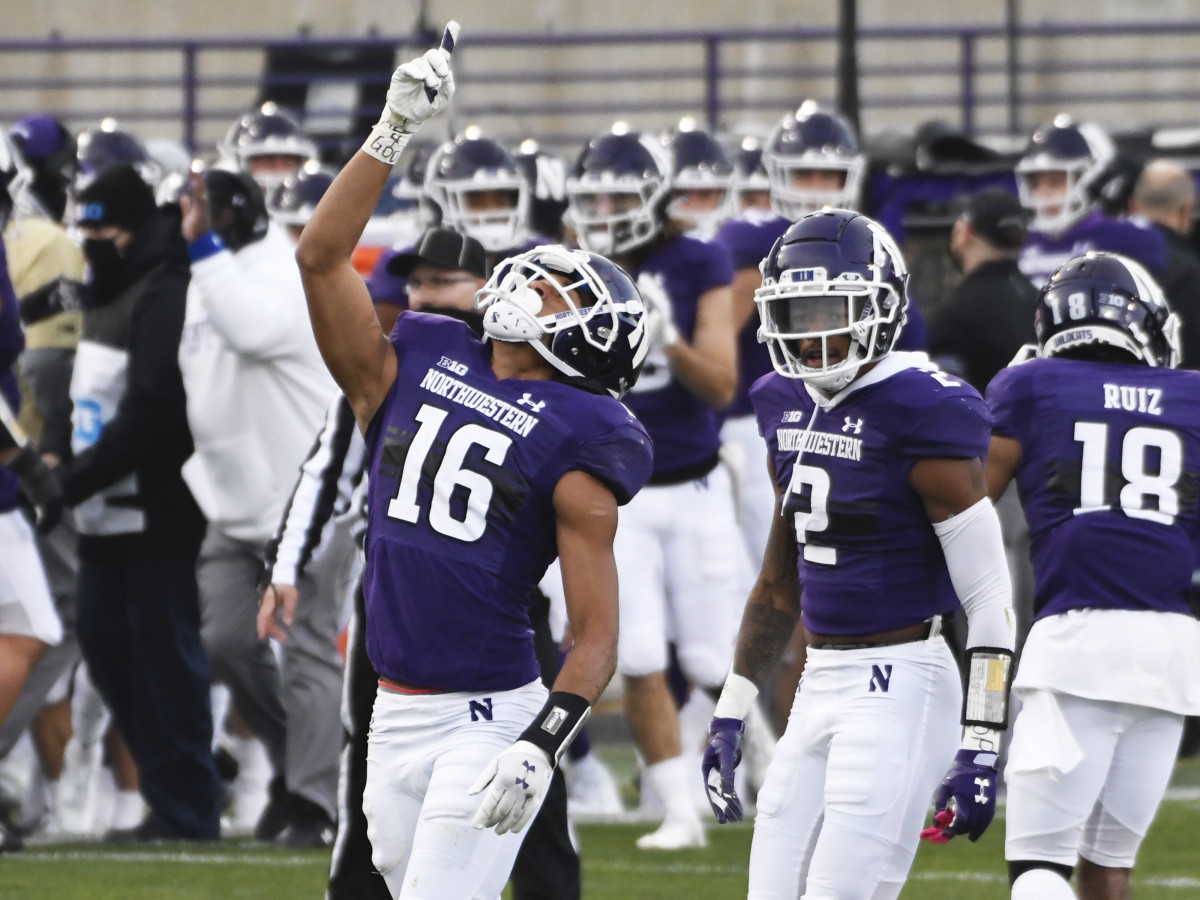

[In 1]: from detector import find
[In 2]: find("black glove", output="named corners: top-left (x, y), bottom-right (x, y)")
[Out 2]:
top-left (7, 445), bottom-right (64, 534)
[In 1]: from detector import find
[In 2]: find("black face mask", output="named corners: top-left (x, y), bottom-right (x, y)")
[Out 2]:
top-left (82, 238), bottom-right (125, 302)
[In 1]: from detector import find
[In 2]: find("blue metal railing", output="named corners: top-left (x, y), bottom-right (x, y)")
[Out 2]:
top-left (1, 22), bottom-right (1198, 155)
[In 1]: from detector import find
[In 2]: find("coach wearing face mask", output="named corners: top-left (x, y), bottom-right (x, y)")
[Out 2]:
top-left (57, 162), bottom-right (222, 841)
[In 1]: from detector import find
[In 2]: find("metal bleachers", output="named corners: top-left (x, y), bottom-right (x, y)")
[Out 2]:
top-left (2, 20), bottom-right (1200, 160)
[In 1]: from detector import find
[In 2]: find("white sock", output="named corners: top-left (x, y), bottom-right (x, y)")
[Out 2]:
top-left (110, 789), bottom-right (144, 830)
top-left (643, 756), bottom-right (700, 824)
top-left (1011, 868), bottom-right (1076, 900)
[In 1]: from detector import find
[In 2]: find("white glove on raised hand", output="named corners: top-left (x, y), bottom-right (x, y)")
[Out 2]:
top-left (364, 21), bottom-right (459, 166)
top-left (636, 272), bottom-right (681, 349)
top-left (467, 740), bottom-right (553, 835)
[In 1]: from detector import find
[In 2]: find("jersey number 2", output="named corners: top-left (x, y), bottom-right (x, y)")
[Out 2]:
top-left (386, 404), bottom-right (512, 541)
top-left (788, 463), bottom-right (837, 565)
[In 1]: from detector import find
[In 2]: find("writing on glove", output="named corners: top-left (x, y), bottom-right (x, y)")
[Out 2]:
top-left (364, 21), bottom-right (459, 166)
top-left (702, 717), bottom-right (745, 824)
top-left (468, 739), bottom-right (553, 835)
top-left (920, 749), bottom-right (998, 843)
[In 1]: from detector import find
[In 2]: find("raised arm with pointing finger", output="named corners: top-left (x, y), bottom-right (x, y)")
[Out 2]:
top-left (295, 25), bottom-right (656, 896)
top-left (297, 23), bottom-right (458, 432)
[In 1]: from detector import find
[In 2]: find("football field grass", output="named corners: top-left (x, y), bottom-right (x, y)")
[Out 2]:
top-left (2, 758), bottom-right (1197, 899)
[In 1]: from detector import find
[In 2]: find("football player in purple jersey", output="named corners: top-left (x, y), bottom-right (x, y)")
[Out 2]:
top-left (702, 208), bottom-right (1016, 897)
top-left (1016, 115), bottom-right (1168, 289)
top-left (567, 123), bottom-right (749, 849)
top-left (985, 251), bottom-right (1200, 900)
top-left (282, 24), bottom-right (656, 897)
top-left (715, 106), bottom-right (928, 732)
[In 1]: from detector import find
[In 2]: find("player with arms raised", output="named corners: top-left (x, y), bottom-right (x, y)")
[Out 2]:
top-left (273, 24), bottom-right (654, 897)
top-left (986, 251), bottom-right (1200, 900)
top-left (702, 209), bottom-right (1016, 898)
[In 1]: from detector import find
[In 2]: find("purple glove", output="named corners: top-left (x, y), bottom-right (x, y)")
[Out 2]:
top-left (701, 717), bottom-right (745, 824)
top-left (920, 749), bottom-right (998, 843)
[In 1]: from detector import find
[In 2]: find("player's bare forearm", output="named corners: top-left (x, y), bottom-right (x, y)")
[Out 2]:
top-left (553, 470), bottom-right (622, 703)
top-left (295, 151), bottom-right (396, 429)
top-left (671, 286), bottom-right (737, 408)
top-left (732, 494), bottom-right (802, 687)
top-left (984, 434), bottom-right (1021, 503)
top-left (733, 580), bottom-right (801, 687)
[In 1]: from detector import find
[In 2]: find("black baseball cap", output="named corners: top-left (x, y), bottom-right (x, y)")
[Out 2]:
top-left (959, 187), bottom-right (1030, 250)
top-left (386, 228), bottom-right (488, 279)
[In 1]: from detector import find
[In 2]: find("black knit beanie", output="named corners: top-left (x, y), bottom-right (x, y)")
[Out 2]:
top-left (75, 163), bottom-right (156, 231)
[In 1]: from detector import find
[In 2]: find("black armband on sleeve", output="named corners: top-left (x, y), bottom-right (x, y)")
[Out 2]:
top-left (518, 691), bottom-right (592, 766)
top-left (18, 278), bottom-right (83, 326)
top-left (962, 647), bottom-right (1014, 729)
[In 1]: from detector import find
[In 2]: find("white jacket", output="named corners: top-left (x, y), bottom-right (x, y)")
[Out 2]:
top-left (179, 226), bottom-right (336, 543)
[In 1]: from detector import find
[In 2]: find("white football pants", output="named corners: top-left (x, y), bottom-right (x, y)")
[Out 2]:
top-left (749, 637), bottom-right (960, 900)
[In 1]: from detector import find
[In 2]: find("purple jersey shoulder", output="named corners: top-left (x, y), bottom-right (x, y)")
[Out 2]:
top-left (1019, 211), bottom-right (1169, 288)
top-left (988, 356), bottom-right (1200, 619)
top-left (715, 213), bottom-right (789, 271)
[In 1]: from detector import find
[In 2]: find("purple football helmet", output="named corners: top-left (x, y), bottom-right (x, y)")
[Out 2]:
top-left (763, 102), bottom-right (865, 219)
top-left (1035, 250), bottom-right (1179, 367)
top-left (1015, 115), bottom-right (1114, 235)
top-left (662, 123), bottom-right (734, 234)
top-left (425, 132), bottom-right (530, 253)
top-left (267, 162), bottom-right (336, 228)
top-left (475, 244), bottom-right (649, 399)
top-left (221, 102), bottom-right (318, 193)
top-left (76, 119), bottom-right (162, 192)
top-left (756, 208), bottom-right (909, 391)
top-left (566, 128), bottom-right (672, 256)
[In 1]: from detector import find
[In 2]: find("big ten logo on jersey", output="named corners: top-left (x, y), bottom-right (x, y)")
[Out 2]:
top-left (438, 356), bottom-right (468, 376)
top-left (469, 697), bottom-right (493, 721)
top-left (1103, 383), bottom-right (1163, 416)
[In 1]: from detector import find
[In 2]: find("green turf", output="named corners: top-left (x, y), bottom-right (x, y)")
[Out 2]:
top-left (2, 759), bottom-right (1197, 899)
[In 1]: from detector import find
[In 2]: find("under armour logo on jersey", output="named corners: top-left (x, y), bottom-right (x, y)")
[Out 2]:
top-left (975, 776), bottom-right (991, 804)
top-left (515, 759), bottom-right (536, 790)
top-left (869, 664), bottom-right (893, 693)
top-left (842, 416), bottom-right (863, 434)
top-left (518, 393), bottom-right (545, 412)
top-left (469, 698), bottom-right (493, 722)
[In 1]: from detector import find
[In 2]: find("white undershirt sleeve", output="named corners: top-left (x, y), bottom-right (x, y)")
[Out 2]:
top-left (932, 496), bottom-right (1016, 653)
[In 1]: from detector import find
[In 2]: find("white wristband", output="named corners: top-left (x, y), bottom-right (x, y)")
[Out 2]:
top-left (713, 672), bottom-right (759, 721)
top-left (961, 724), bottom-right (1003, 756)
top-left (363, 122), bottom-right (413, 167)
